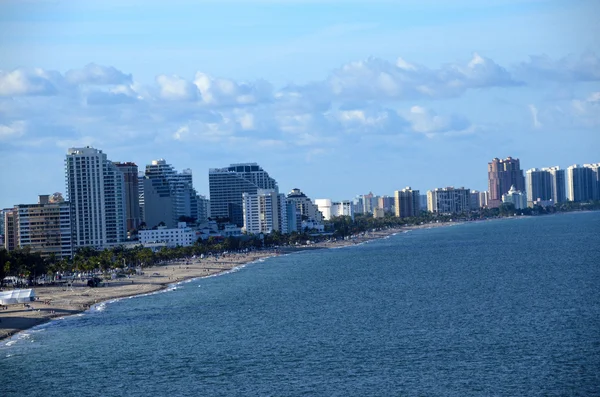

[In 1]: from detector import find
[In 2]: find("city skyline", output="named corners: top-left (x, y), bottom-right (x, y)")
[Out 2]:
top-left (0, 146), bottom-right (597, 209)
top-left (1, 1), bottom-right (599, 208)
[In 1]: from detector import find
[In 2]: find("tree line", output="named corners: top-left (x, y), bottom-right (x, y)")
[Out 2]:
top-left (1, 200), bottom-right (598, 286)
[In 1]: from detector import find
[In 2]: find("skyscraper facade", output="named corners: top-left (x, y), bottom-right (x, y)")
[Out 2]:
top-left (547, 166), bottom-right (566, 204)
top-left (209, 163), bottom-right (278, 227)
top-left (142, 160), bottom-right (200, 228)
top-left (242, 189), bottom-right (287, 235)
top-left (65, 147), bottom-right (127, 249)
top-left (487, 157), bottom-right (525, 208)
top-left (567, 164), bottom-right (596, 202)
top-left (526, 168), bottom-right (553, 204)
top-left (114, 162), bottom-right (141, 231)
top-left (394, 187), bottom-right (420, 218)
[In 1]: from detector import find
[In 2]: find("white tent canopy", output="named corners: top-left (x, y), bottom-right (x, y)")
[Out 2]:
top-left (0, 289), bottom-right (36, 305)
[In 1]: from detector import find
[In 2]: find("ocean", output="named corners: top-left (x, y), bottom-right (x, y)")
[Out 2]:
top-left (1, 212), bottom-right (599, 396)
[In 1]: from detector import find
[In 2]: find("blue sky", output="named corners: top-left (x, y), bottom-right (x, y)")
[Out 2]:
top-left (1, 0), bottom-right (599, 208)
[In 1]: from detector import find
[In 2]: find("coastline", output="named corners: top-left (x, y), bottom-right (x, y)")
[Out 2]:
top-left (0, 221), bottom-right (457, 342)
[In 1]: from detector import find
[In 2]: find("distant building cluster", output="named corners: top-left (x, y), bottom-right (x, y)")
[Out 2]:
top-left (2, 148), bottom-right (599, 259)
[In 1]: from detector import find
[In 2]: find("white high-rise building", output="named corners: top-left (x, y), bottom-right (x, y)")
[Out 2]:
top-left (547, 166), bottom-right (566, 204)
top-left (526, 168), bottom-right (552, 203)
top-left (567, 164), bottom-right (596, 202)
top-left (427, 187), bottom-right (471, 214)
top-left (526, 166), bottom-right (566, 205)
top-left (242, 189), bottom-right (287, 235)
top-left (66, 147), bottom-right (127, 249)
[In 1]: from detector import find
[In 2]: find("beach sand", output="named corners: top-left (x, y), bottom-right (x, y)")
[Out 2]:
top-left (0, 222), bottom-right (457, 341)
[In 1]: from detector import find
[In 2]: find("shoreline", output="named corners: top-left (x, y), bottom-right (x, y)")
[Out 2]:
top-left (0, 221), bottom-right (458, 342)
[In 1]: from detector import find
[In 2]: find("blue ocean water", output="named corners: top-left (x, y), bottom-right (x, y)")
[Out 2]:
top-left (1, 212), bottom-right (599, 396)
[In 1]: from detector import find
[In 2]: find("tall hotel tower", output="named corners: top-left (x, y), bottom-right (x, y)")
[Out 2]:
top-left (209, 163), bottom-right (278, 227)
top-left (65, 147), bottom-right (127, 249)
top-left (487, 157), bottom-right (525, 208)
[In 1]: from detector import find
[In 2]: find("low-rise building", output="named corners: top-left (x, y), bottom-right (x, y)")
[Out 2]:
top-left (139, 222), bottom-right (199, 247)
top-left (502, 185), bottom-right (527, 209)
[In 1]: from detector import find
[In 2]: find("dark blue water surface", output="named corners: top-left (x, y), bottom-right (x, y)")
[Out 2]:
top-left (2, 212), bottom-right (599, 396)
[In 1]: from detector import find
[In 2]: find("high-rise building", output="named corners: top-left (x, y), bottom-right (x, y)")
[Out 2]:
top-left (65, 147), bottom-right (127, 249)
top-left (548, 166), bottom-right (566, 204)
top-left (478, 191), bottom-right (489, 208)
top-left (209, 163), bottom-right (278, 227)
top-left (3, 209), bottom-right (17, 252)
top-left (567, 164), bottom-right (596, 202)
top-left (586, 163), bottom-right (600, 200)
top-left (470, 190), bottom-right (481, 209)
top-left (526, 166), bottom-right (566, 205)
top-left (114, 162), bottom-right (141, 231)
top-left (242, 189), bottom-right (287, 235)
top-left (6, 195), bottom-right (73, 259)
top-left (377, 196), bottom-right (394, 213)
top-left (394, 187), bottom-right (420, 218)
top-left (488, 157), bottom-right (525, 208)
top-left (142, 160), bottom-right (200, 228)
top-left (427, 187), bottom-right (471, 214)
top-left (286, 188), bottom-right (323, 223)
top-left (526, 168), bottom-right (553, 204)
top-left (286, 200), bottom-right (301, 233)
top-left (196, 195), bottom-right (210, 224)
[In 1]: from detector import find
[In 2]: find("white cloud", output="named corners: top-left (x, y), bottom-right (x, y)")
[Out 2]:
top-left (327, 53), bottom-right (520, 101)
top-left (193, 73), bottom-right (273, 106)
top-left (156, 74), bottom-right (198, 101)
top-left (0, 121), bottom-right (26, 140)
top-left (65, 63), bottom-right (132, 85)
top-left (528, 104), bottom-right (542, 129)
top-left (404, 106), bottom-right (471, 136)
top-left (515, 52), bottom-right (600, 82)
top-left (0, 69), bottom-right (59, 96)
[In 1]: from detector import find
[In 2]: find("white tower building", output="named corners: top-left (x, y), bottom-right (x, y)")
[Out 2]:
top-left (65, 147), bottom-right (127, 249)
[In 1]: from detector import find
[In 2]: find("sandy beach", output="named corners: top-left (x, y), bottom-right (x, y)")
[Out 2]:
top-left (0, 222), bottom-right (457, 341)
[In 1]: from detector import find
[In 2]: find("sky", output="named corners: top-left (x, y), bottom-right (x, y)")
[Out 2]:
top-left (1, 0), bottom-right (599, 208)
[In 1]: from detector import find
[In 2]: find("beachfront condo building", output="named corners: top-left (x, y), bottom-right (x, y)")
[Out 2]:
top-left (567, 164), bottom-right (600, 202)
top-left (286, 188), bottom-right (324, 223)
top-left (142, 159), bottom-right (201, 229)
top-left (65, 147), bottom-right (127, 249)
top-left (3, 195), bottom-right (72, 259)
top-left (209, 163), bottom-right (279, 227)
top-left (427, 187), bottom-right (471, 214)
top-left (114, 162), bottom-right (142, 232)
top-left (242, 189), bottom-right (288, 235)
top-left (394, 187), bottom-right (420, 218)
top-left (526, 166), bottom-right (566, 205)
top-left (139, 222), bottom-right (200, 248)
top-left (487, 157), bottom-right (526, 208)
